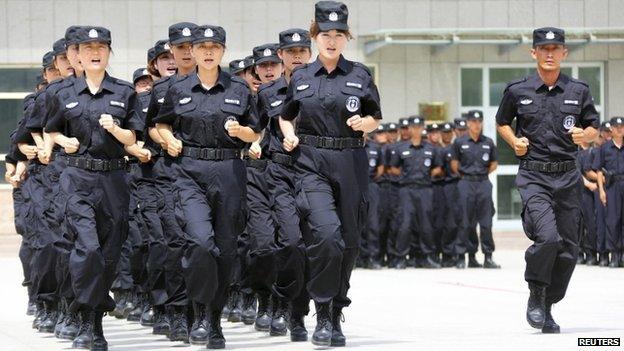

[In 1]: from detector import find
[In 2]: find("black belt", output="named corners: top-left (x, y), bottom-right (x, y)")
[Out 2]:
top-left (182, 147), bottom-right (241, 161)
top-left (402, 180), bottom-right (431, 187)
top-left (519, 160), bottom-right (576, 173)
top-left (245, 157), bottom-right (268, 171)
top-left (271, 153), bottom-right (294, 167)
top-left (612, 174), bottom-right (624, 182)
top-left (67, 157), bottom-right (126, 171)
top-left (299, 134), bottom-right (365, 149)
top-left (462, 174), bottom-right (488, 181)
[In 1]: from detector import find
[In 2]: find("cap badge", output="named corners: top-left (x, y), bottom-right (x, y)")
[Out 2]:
top-left (164, 43), bottom-right (170, 50)
top-left (263, 48), bottom-right (272, 57)
top-left (329, 12), bottom-right (338, 21)
top-left (142, 69), bottom-right (149, 75)
top-left (238, 61), bottom-right (245, 68)
top-left (88, 29), bottom-right (98, 38)
top-left (546, 31), bottom-right (555, 40)
top-left (204, 28), bottom-right (214, 38)
top-left (292, 33), bottom-right (301, 42)
top-left (182, 27), bottom-right (191, 37)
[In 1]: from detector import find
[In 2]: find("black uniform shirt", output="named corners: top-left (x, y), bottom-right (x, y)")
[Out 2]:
top-left (495, 73), bottom-right (599, 162)
top-left (45, 74), bottom-right (142, 159)
top-left (592, 140), bottom-right (624, 175)
top-left (13, 92), bottom-right (41, 145)
top-left (256, 76), bottom-right (288, 157)
top-left (577, 147), bottom-right (594, 176)
top-left (365, 140), bottom-right (383, 181)
top-left (281, 55), bottom-right (382, 137)
top-left (442, 143), bottom-right (459, 182)
top-left (451, 134), bottom-right (497, 176)
top-left (153, 70), bottom-right (260, 149)
top-left (390, 141), bottom-right (442, 186)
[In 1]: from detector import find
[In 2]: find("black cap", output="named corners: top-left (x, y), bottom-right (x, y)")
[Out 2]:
top-left (253, 43), bottom-right (281, 65)
top-left (315, 1), bottom-right (349, 32)
top-left (454, 117), bottom-right (468, 130)
top-left (147, 47), bottom-right (156, 63)
top-left (466, 109), bottom-right (484, 121)
top-left (192, 25), bottom-right (226, 46)
top-left (52, 38), bottom-right (67, 56)
top-left (279, 28), bottom-right (311, 49)
top-left (426, 123), bottom-right (440, 132)
top-left (133, 68), bottom-right (151, 84)
top-left (533, 27), bottom-right (565, 47)
top-left (229, 56), bottom-right (254, 74)
top-left (410, 116), bottom-right (425, 126)
top-left (75, 26), bottom-right (111, 45)
top-left (152, 39), bottom-right (171, 61)
top-left (601, 121), bottom-right (612, 130)
top-left (42, 51), bottom-right (54, 68)
top-left (610, 117), bottom-right (624, 126)
top-left (64, 25), bottom-right (83, 47)
top-left (398, 117), bottom-right (410, 128)
top-left (386, 122), bottom-right (398, 132)
top-left (441, 122), bottom-right (454, 132)
top-left (168, 22), bottom-right (197, 45)
top-left (376, 124), bottom-right (386, 132)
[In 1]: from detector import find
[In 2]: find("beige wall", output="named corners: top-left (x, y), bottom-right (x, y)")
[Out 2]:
top-left (1, 0), bottom-right (624, 119)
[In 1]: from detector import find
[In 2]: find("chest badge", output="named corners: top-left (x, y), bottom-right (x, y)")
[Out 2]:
top-left (110, 100), bottom-right (125, 108)
top-left (296, 84), bottom-right (309, 91)
top-left (369, 158), bottom-right (377, 168)
top-left (270, 100), bottom-right (283, 107)
top-left (424, 158), bottom-right (432, 167)
top-left (520, 99), bottom-right (533, 105)
top-left (563, 115), bottom-right (576, 131)
top-left (65, 102), bottom-right (78, 109)
top-left (157, 97), bottom-right (165, 104)
top-left (179, 97), bottom-right (192, 105)
top-left (482, 153), bottom-right (490, 162)
top-left (224, 98), bottom-right (240, 105)
top-left (142, 107), bottom-right (148, 113)
top-left (345, 96), bottom-right (360, 113)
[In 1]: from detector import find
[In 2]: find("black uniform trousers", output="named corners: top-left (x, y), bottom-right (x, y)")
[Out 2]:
top-left (293, 146), bottom-right (367, 308)
top-left (14, 186), bottom-right (35, 299)
top-left (242, 162), bottom-right (277, 295)
top-left (594, 191), bottom-right (607, 254)
top-left (62, 166), bottom-right (129, 312)
top-left (456, 178), bottom-right (495, 255)
top-left (517, 168), bottom-right (581, 305)
top-left (26, 162), bottom-right (60, 304)
top-left (173, 157), bottom-right (247, 312)
top-left (360, 181), bottom-right (381, 261)
top-left (396, 185), bottom-right (435, 257)
top-left (267, 160), bottom-right (309, 315)
top-left (441, 180), bottom-right (460, 256)
top-left (379, 182), bottom-right (399, 259)
top-left (579, 187), bottom-right (598, 255)
top-left (432, 182), bottom-right (445, 255)
top-left (604, 180), bottom-right (624, 253)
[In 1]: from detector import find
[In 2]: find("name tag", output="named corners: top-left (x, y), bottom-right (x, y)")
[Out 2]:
top-left (461, 145), bottom-right (469, 149)
top-left (179, 97), bottom-right (191, 105)
top-left (369, 150), bottom-right (378, 155)
top-left (520, 99), bottom-right (533, 105)
top-left (65, 102), bottom-right (78, 109)
top-left (482, 145), bottom-right (490, 149)
top-left (402, 151), bottom-right (411, 156)
top-left (424, 151), bottom-right (432, 155)
top-left (270, 100), bottom-right (283, 107)
top-left (225, 98), bottom-right (240, 105)
top-left (157, 98), bottom-right (165, 104)
top-left (564, 100), bottom-right (579, 105)
top-left (110, 100), bottom-right (125, 108)
top-left (346, 82), bottom-right (362, 89)
top-left (296, 84), bottom-right (309, 91)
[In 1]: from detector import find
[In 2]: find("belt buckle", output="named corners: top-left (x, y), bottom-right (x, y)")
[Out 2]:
top-left (93, 159), bottom-right (105, 171)
top-left (215, 149), bottom-right (223, 159)
top-left (321, 137), bottom-right (333, 148)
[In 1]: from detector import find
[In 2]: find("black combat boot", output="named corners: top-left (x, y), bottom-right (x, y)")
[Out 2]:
top-left (189, 302), bottom-right (208, 344)
top-left (289, 311), bottom-right (308, 342)
top-left (60, 307), bottom-right (80, 340)
top-left (455, 254), bottom-right (466, 269)
top-left (331, 306), bottom-right (346, 347)
top-left (168, 306), bottom-right (189, 343)
top-left (32, 301), bottom-right (45, 329)
top-left (609, 252), bottom-right (621, 268)
top-left (483, 253), bottom-right (501, 269)
top-left (109, 290), bottom-right (129, 319)
top-left (72, 310), bottom-right (94, 349)
top-left (585, 252), bottom-right (598, 266)
top-left (526, 283), bottom-right (546, 329)
top-left (127, 292), bottom-right (144, 322)
top-left (541, 304), bottom-right (560, 334)
top-left (228, 290), bottom-right (242, 323)
top-left (241, 292), bottom-right (257, 325)
top-left (254, 292), bottom-right (272, 332)
top-left (270, 297), bottom-right (288, 336)
top-left (140, 302), bottom-right (155, 326)
top-left (38, 301), bottom-right (59, 333)
top-left (468, 253), bottom-right (483, 268)
top-left (207, 310), bottom-right (226, 349)
top-left (312, 302), bottom-right (332, 346)
top-left (598, 252), bottom-right (609, 266)
top-left (152, 305), bottom-right (170, 335)
top-left (54, 299), bottom-right (66, 338)
top-left (422, 254), bottom-right (442, 269)
top-left (91, 311), bottom-right (108, 351)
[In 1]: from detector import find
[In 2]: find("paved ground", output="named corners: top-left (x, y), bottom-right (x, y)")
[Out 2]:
top-left (0, 234), bottom-right (622, 351)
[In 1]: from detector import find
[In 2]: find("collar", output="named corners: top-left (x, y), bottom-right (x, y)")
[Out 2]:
top-left (468, 133), bottom-right (485, 143)
top-left (309, 55), bottom-right (351, 76)
top-left (73, 73), bottom-right (116, 95)
top-left (529, 72), bottom-right (569, 92)
top-left (188, 67), bottom-right (229, 92)
top-left (274, 76), bottom-right (288, 92)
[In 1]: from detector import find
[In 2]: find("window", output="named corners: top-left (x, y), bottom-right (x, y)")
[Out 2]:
top-left (0, 66), bottom-right (41, 185)
top-left (461, 68), bottom-right (482, 106)
top-left (578, 67), bottom-right (601, 105)
top-left (496, 175), bottom-right (522, 220)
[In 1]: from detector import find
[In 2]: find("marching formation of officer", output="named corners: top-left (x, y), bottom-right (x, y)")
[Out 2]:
top-left (6, 4), bottom-right (620, 350)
